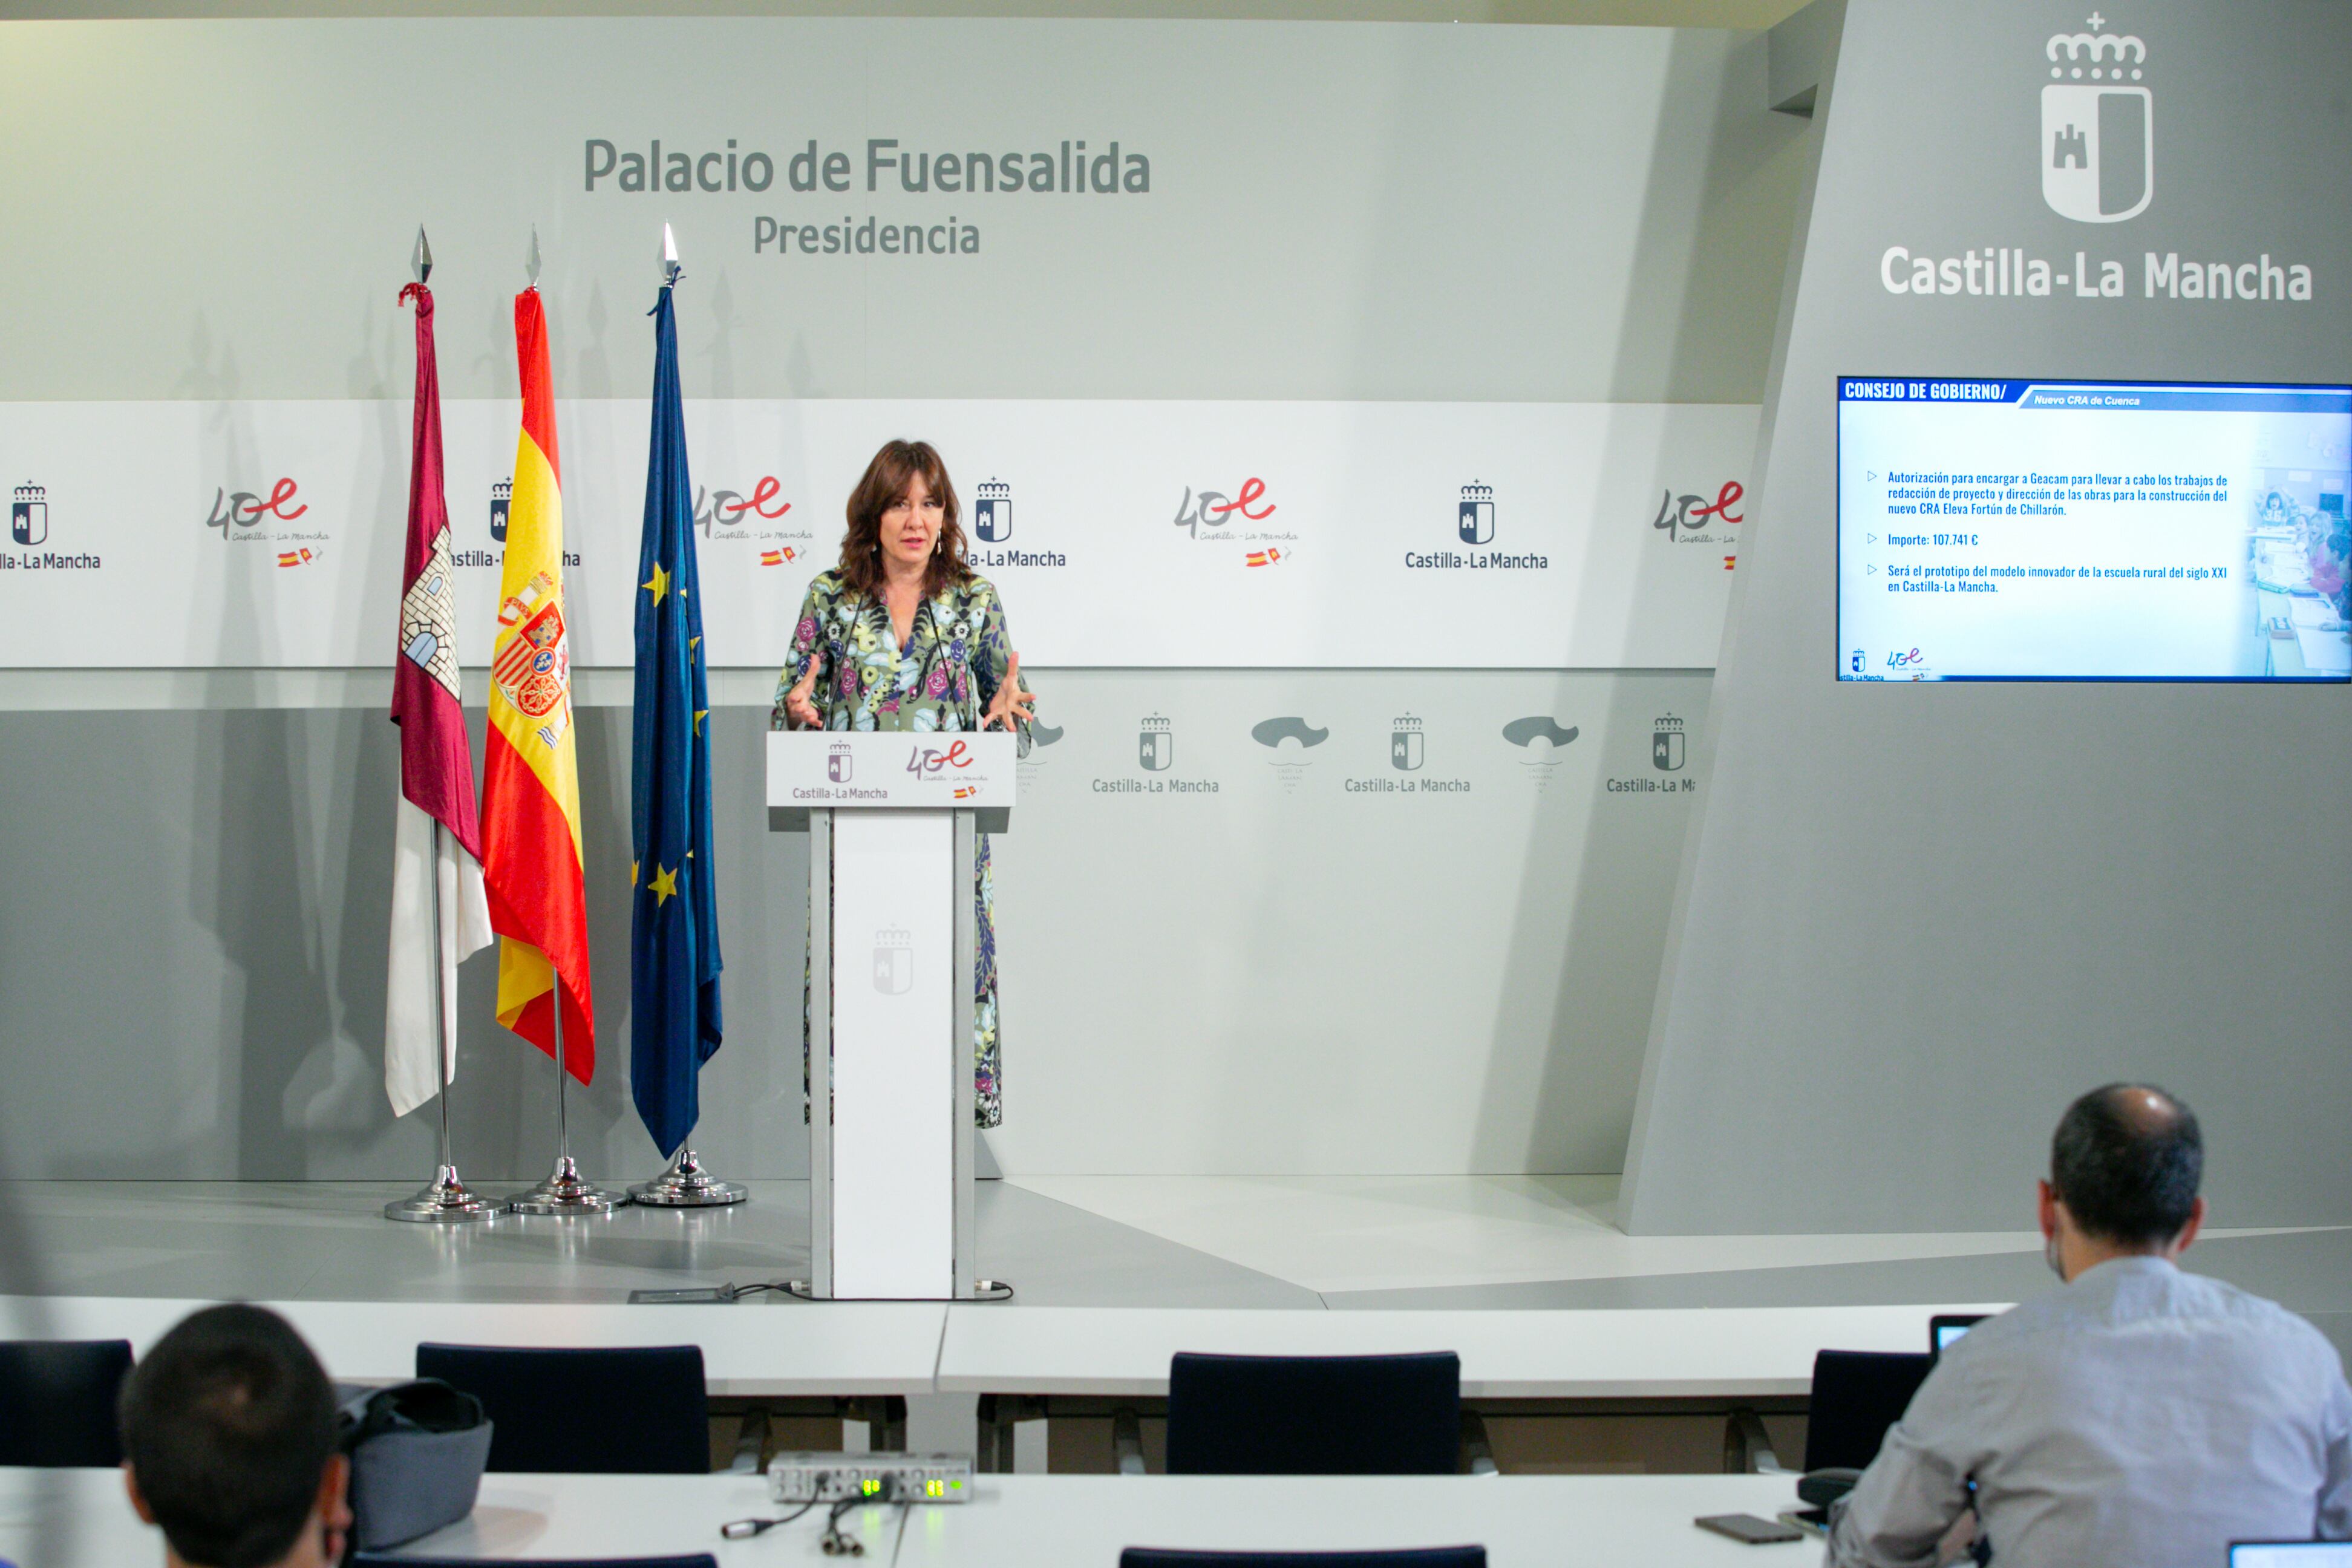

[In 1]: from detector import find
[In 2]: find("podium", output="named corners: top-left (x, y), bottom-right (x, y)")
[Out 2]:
top-left (768, 731), bottom-right (1014, 1301)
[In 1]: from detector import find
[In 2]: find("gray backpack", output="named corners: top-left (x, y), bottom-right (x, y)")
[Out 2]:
top-left (335, 1379), bottom-right (493, 1552)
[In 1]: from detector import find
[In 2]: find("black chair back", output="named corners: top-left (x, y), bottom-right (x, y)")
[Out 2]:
top-left (1123, 1552), bottom-right (1486, 1568)
top-left (1165, 1351), bottom-right (1460, 1475)
top-left (1802, 1349), bottom-right (1935, 1472)
top-left (357, 1558), bottom-right (716, 1568)
top-left (413, 1343), bottom-right (707, 1474)
top-left (0, 1339), bottom-right (133, 1466)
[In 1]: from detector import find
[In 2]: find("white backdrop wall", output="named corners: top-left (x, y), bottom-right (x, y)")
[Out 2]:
top-left (0, 15), bottom-right (1809, 1178)
top-left (1623, 0), bottom-right (2352, 1230)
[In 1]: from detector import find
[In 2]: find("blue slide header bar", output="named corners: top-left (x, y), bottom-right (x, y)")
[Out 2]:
top-left (1840, 376), bottom-right (2352, 414)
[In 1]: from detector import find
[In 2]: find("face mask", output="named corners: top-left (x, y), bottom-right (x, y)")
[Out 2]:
top-left (2043, 1230), bottom-right (2066, 1281)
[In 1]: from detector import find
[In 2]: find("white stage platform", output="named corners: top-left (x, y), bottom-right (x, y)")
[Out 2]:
top-left (2, 1176), bottom-right (2344, 1468)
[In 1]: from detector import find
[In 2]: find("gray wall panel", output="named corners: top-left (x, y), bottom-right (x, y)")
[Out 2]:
top-left (0, 669), bottom-right (1707, 1178)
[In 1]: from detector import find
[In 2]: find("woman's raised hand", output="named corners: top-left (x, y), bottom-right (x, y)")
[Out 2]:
top-left (783, 666), bottom-right (823, 729)
top-left (982, 653), bottom-right (1037, 733)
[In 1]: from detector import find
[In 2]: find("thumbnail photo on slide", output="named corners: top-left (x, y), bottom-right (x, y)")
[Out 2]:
top-left (1836, 379), bottom-right (2352, 683)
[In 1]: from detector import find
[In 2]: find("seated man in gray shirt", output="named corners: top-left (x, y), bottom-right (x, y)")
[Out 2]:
top-left (1829, 1083), bottom-right (2352, 1568)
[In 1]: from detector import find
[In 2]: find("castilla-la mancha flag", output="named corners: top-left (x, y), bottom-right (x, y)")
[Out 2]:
top-left (385, 281), bottom-right (495, 1117)
top-left (481, 287), bottom-right (595, 1082)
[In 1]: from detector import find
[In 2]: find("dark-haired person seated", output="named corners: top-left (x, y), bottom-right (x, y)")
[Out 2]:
top-left (119, 1304), bottom-right (350, 1568)
top-left (1829, 1084), bottom-right (2352, 1568)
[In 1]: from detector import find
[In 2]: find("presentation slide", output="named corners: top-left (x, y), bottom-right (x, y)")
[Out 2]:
top-left (1837, 379), bottom-right (2352, 682)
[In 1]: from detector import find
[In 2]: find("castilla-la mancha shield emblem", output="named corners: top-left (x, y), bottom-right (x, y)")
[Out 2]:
top-left (2040, 27), bottom-right (2151, 223)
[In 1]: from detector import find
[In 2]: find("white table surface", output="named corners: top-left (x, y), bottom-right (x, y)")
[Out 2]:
top-left (0, 1466), bottom-right (881, 1565)
top-left (894, 1474), bottom-right (1818, 1567)
top-left (934, 1304), bottom-right (2012, 1399)
top-left (2, 1294), bottom-right (2014, 1402)
top-left (0, 1295), bottom-right (947, 1397)
top-left (2, 1468), bottom-right (1817, 1567)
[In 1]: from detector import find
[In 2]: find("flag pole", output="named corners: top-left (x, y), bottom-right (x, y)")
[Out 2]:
top-left (630, 1141), bottom-right (748, 1207)
top-left (384, 818), bottom-right (493, 1223)
top-left (507, 997), bottom-right (627, 1215)
top-left (497, 223), bottom-right (624, 1219)
top-left (632, 223), bottom-right (745, 1210)
top-left (383, 227), bottom-right (489, 1225)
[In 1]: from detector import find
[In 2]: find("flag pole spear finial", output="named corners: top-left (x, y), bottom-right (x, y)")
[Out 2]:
top-left (661, 222), bottom-right (682, 288)
top-left (411, 224), bottom-right (432, 286)
top-left (526, 224), bottom-right (541, 287)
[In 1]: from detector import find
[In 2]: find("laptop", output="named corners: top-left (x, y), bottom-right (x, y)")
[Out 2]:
top-left (2230, 1547), bottom-right (2352, 1567)
top-left (1930, 1314), bottom-right (1988, 1357)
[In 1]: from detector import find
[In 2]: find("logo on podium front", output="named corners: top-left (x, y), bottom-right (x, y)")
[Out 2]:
top-left (2042, 21), bottom-right (2151, 223)
top-left (829, 742), bottom-right (854, 784)
top-left (872, 928), bottom-right (913, 995)
top-left (1653, 713), bottom-right (1685, 773)
top-left (1457, 482), bottom-right (1495, 545)
top-left (11, 484), bottom-right (47, 547)
top-left (974, 479), bottom-right (1013, 543)
top-left (1391, 714), bottom-right (1423, 772)
top-left (1139, 714), bottom-right (1172, 772)
top-left (490, 479), bottom-right (512, 544)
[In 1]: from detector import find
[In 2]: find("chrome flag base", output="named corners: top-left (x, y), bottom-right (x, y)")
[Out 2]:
top-left (384, 1165), bottom-right (495, 1224)
top-left (630, 1145), bottom-right (748, 1207)
top-left (508, 1154), bottom-right (628, 1217)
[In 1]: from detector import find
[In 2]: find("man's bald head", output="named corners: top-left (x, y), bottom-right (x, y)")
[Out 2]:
top-left (2050, 1083), bottom-right (2204, 1248)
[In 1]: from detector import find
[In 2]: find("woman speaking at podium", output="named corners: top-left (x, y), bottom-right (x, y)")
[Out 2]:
top-left (772, 439), bottom-right (1037, 1128)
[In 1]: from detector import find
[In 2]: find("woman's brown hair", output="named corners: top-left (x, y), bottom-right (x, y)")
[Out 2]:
top-left (837, 439), bottom-right (973, 599)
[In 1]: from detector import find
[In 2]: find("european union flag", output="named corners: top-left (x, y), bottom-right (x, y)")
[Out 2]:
top-left (630, 281), bottom-right (723, 1157)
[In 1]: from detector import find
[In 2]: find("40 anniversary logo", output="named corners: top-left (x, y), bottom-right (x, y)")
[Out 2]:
top-left (1173, 476), bottom-right (1277, 537)
top-left (203, 477), bottom-right (310, 537)
top-left (1653, 480), bottom-right (1743, 570)
top-left (695, 475), bottom-right (797, 536)
top-left (1173, 476), bottom-right (1295, 566)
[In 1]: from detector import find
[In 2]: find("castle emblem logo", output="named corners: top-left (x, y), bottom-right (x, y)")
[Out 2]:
top-left (828, 742), bottom-right (854, 784)
top-left (2041, 15), bottom-right (2151, 223)
top-left (491, 478), bottom-right (512, 544)
top-left (10, 484), bottom-right (47, 547)
top-left (398, 526), bottom-right (461, 700)
top-left (1391, 714), bottom-right (1423, 773)
top-left (1139, 714), bottom-right (1172, 772)
top-left (975, 479), bottom-right (1013, 544)
top-left (1457, 482), bottom-right (1495, 545)
top-left (1653, 713), bottom-right (1685, 773)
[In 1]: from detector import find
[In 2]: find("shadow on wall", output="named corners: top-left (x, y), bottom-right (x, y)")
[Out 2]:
top-left (0, 701), bottom-right (808, 1183)
top-left (1469, 31), bottom-right (1809, 1174)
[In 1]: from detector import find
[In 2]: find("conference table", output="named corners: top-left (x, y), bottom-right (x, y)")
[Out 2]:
top-left (0, 1296), bottom-right (948, 1397)
top-left (939, 1302), bottom-right (2007, 1469)
top-left (5, 1296), bottom-right (1998, 1400)
top-left (0, 1466), bottom-right (1822, 1566)
top-left (7, 1291), bottom-right (2009, 1477)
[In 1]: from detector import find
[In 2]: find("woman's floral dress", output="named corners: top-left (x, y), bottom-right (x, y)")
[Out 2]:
top-left (771, 569), bottom-right (1031, 1127)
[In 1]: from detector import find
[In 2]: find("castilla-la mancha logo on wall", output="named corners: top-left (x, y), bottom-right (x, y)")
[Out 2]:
top-left (2041, 15), bottom-right (2150, 224)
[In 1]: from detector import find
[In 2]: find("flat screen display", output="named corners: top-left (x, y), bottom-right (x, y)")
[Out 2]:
top-left (1837, 378), bottom-right (2352, 682)
top-left (1930, 1313), bottom-right (1986, 1355)
top-left (2230, 1547), bottom-right (2352, 1568)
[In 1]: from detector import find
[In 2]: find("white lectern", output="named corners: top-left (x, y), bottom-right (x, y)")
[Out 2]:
top-left (768, 731), bottom-right (1015, 1301)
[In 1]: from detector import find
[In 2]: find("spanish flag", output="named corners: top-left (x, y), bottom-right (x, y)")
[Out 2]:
top-left (480, 287), bottom-right (595, 1083)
